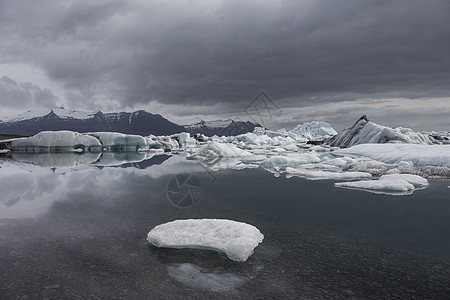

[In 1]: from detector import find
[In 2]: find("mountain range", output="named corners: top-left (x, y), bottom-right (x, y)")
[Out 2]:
top-left (0, 108), bottom-right (260, 137)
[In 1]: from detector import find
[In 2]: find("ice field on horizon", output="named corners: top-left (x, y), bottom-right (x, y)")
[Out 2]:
top-left (1, 118), bottom-right (449, 196)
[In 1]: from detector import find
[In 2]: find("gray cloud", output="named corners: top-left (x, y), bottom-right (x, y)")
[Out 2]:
top-left (0, 76), bottom-right (59, 108)
top-left (0, 0), bottom-right (449, 126)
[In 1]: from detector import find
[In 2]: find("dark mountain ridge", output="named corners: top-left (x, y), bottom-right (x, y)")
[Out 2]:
top-left (0, 108), bottom-right (259, 137)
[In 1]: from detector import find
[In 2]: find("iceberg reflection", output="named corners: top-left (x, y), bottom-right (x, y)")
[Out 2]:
top-left (0, 155), bottom-right (202, 219)
top-left (10, 151), bottom-right (163, 168)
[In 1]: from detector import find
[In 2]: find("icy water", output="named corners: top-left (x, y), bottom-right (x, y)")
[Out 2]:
top-left (0, 154), bottom-right (449, 299)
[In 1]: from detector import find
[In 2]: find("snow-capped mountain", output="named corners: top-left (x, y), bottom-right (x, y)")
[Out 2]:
top-left (183, 118), bottom-right (261, 136)
top-left (0, 108), bottom-right (185, 136)
top-left (0, 108), bottom-right (259, 137)
top-left (0, 107), bottom-right (94, 123)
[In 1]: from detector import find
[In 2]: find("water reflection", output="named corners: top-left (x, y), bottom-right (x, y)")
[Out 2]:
top-left (167, 263), bottom-right (248, 292)
top-left (11, 151), bottom-right (163, 168)
top-left (148, 246), bottom-right (264, 292)
top-left (0, 155), bottom-right (201, 219)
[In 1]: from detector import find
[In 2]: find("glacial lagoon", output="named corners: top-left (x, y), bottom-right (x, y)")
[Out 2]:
top-left (0, 154), bottom-right (449, 299)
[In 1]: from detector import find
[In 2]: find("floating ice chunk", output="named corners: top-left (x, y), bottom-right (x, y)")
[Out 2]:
top-left (253, 127), bottom-right (291, 139)
top-left (336, 179), bottom-right (413, 195)
top-left (281, 143), bottom-right (300, 151)
top-left (148, 135), bottom-right (178, 150)
top-left (289, 121), bottom-right (337, 141)
top-left (235, 132), bottom-right (274, 145)
top-left (272, 147), bottom-right (287, 153)
top-left (261, 154), bottom-right (321, 169)
top-left (11, 131), bottom-right (102, 152)
top-left (326, 116), bottom-right (436, 147)
top-left (9, 131), bottom-right (167, 153)
top-left (423, 130), bottom-right (450, 144)
top-left (286, 167), bottom-right (372, 181)
top-left (320, 157), bottom-right (354, 168)
top-left (175, 132), bottom-right (191, 146)
top-left (335, 144), bottom-right (450, 167)
top-left (297, 162), bottom-right (342, 172)
top-left (381, 174), bottom-right (429, 188)
top-left (196, 141), bottom-right (252, 158)
top-left (347, 159), bottom-right (390, 176)
top-left (147, 219), bottom-right (264, 262)
top-left (251, 122), bottom-right (336, 143)
top-left (240, 155), bottom-right (267, 164)
top-left (87, 132), bottom-right (153, 151)
top-left (308, 145), bottom-right (331, 152)
top-left (335, 174), bottom-right (429, 195)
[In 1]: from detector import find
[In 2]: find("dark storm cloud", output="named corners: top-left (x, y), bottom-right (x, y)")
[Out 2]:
top-left (1, 0), bottom-right (450, 111)
top-left (0, 76), bottom-right (59, 108)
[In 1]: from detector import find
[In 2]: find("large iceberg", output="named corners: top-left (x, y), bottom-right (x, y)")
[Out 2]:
top-left (8, 131), bottom-right (170, 153)
top-left (147, 219), bottom-right (264, 262)
top-left (326, 115), bottom-right (437, 147)
top-left (11, 131), bottom-right (102, 152)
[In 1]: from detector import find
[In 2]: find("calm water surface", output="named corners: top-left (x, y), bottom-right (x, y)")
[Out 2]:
top-left (0, 155), bottom-right (449, 299)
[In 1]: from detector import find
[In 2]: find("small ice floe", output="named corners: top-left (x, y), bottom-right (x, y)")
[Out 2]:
top-left (71, 148), bottom-right (84, 153)
top-left (260, 153), bottom-right (321, 169)
top-left (240, 155), bottom-right (267, 164)
top-left (147, 219), bottom-right (264, 262)
top-left (335, 174), bottom-right (429, 195)
top-left (286, 167), bottom-right (372, 181)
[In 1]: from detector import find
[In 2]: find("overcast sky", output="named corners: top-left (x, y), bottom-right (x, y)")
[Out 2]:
top-left (1, 0), bottom-right (449, 131)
